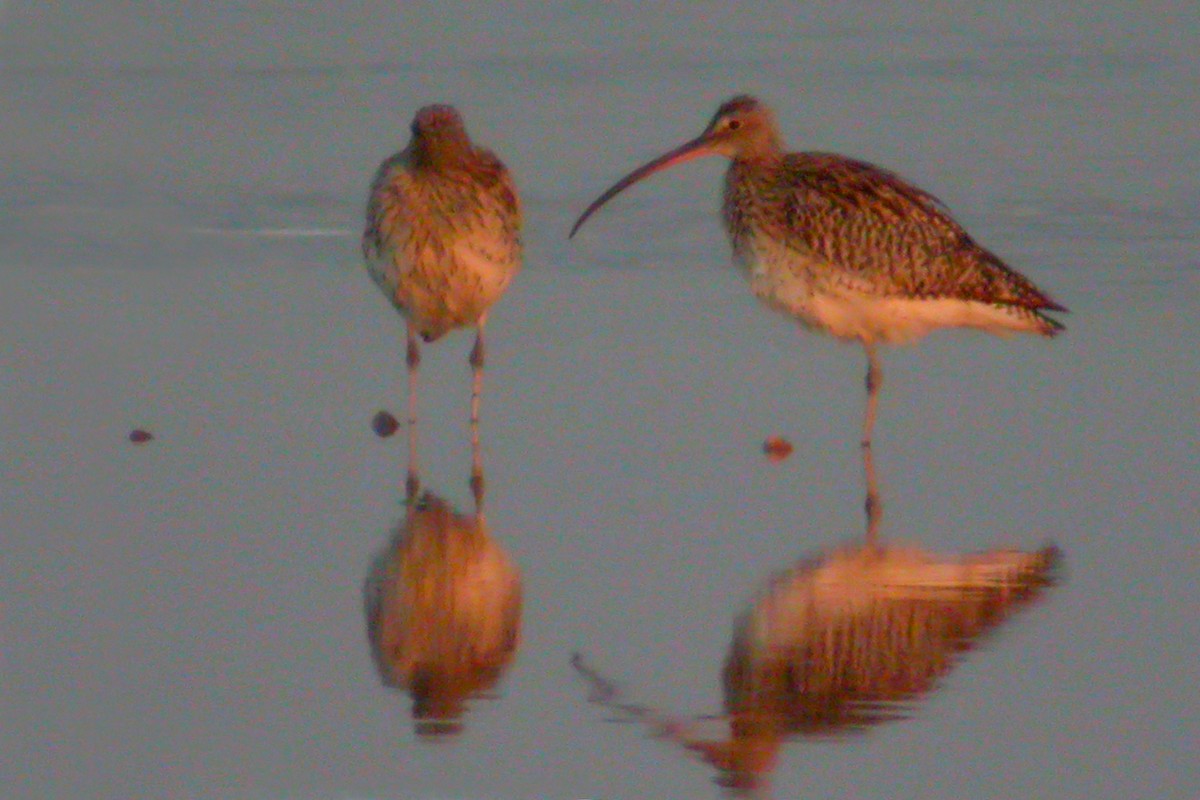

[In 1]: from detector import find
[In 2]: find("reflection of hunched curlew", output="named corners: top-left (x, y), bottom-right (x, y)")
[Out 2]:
top-left (363, 424), bottom-right (521, 737)
top-left (364, 492), bottom-right (523, 737)
top-left (571, 95), bottom-right (1066, 449)
top-left (363, 104), bottom-right (522, 432)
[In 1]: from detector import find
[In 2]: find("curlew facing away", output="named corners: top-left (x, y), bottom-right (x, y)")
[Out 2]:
top-left (364, 104), bottom-right (522, 434)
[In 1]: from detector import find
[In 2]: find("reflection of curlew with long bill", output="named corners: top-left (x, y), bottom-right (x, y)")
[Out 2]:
top-left (572, 448), bottom-right (1061, 793)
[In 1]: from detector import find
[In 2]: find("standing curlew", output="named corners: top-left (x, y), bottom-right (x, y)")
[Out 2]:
top-left (570, 95), bottom-right (1065, 450)
top-left (363, 104), bottom-right (522, 438)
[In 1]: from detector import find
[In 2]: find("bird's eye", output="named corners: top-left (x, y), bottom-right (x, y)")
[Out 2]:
top-left (727, 118), bottom-right (742, 130)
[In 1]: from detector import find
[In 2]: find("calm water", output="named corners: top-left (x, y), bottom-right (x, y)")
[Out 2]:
top-left (3, 3), bottom-right (1198, 799)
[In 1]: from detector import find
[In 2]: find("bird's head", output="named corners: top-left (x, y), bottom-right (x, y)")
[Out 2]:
top-left (569, 94), bottom-right (783, 237)
top-left (696, 95), bottom-right (782, 159)
top-left (409, 104), bottom-right (473, 166)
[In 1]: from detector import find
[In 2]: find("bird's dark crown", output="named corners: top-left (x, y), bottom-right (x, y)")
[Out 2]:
top-left (412, 104), bottom-right (465, 137)
top-left (715, 94), bottom-right (763, 118)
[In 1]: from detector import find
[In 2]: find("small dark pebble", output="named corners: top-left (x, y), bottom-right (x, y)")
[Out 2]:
top-left (372, 410), bottom-right (400, 438)
top-left (129, 429), bottom-right (154, 445)
top-left (763, 435), bottom-right (794, 462)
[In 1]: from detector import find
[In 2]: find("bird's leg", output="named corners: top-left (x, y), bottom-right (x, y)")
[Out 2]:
top-left (405, 455), bottom-right (421, 505)
top-left (406, 321), bottom-right (421, 425)
top-left (862, 435), bottom-right (883, 552)
top-left (468, 323), bottom-right (487, 501)
top-left (405, 322), bottom-right (421, 496)
top-left (405, 405), bottom-right (420, 502)
top-left (861, 341), bottom-right (883, 451)
top-left (469, 321), bottom-right (487, 429)
top-left (470, 430), bottom-right (486, 514)
top-left (860, 341), bottom-right (884, 552)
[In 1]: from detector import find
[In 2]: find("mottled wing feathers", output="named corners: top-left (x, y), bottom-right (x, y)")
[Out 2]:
top-left (745, 153), bottom-right (1065, 315)
top-left (362, 150), bottom-right (412, 264)
top-left (362, 143), bottom-right (522, 341)
top-left (462, 147), bottom-right (523, 266)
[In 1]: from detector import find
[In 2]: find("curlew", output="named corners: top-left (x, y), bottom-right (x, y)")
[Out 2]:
top-left (363, 104), bottom-right (522, 436)
top-left (571, 95), bottom-right (1065, 449)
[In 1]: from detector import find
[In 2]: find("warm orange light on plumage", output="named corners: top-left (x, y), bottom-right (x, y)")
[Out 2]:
top-left (571, 95), bottom-right (1066, 449)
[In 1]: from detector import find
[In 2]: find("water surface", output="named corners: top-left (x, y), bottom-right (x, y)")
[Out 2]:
top-left (2, 3), bottom-right (1198, 799)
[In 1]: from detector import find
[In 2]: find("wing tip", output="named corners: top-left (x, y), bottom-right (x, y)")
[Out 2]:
top-left (1038, 310), bottom-right (1067, 337)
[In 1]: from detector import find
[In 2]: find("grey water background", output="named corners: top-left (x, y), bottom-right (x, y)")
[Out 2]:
top-left (2, 2), bottom-right (1197, 798)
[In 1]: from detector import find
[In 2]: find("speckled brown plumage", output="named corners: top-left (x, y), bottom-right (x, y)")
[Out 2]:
top-left (363, 105), bottom-right (522, 343)
top-left (363, 105), bottom-right (521, 430)
top-left (701, 95), bottom-right (1066, 341)
top-left (729, 152), bottom-right (1055, 302)
top-left (570, 94), bottom-right (1066, 448)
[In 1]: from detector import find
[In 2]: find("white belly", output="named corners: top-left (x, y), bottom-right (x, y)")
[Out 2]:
top-left (741, 252), bottom-right (1044, 345)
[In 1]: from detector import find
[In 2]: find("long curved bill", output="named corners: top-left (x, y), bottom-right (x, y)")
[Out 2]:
top-left (569, 134), bottom-right (717, 238)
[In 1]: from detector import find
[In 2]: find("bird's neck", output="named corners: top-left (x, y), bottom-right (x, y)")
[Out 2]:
top-left (735, 141), bottom-right (784, 167)
top-left (411, 138), bottom-right (474, 172)
top-left (728, 149), bottom-right (784, 184)
top-left (734, 125), bottom-right (786, 164)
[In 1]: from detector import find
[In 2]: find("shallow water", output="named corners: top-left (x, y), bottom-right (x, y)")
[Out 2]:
top-left (3, 3), bottom-right (1198, 799)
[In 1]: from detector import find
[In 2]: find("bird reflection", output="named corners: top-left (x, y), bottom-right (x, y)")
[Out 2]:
top-left (712, 543), bottom-right (1060, 787)
top-left (363, 426), bottom-right (521, 738)
top-left (573, 448), bottom-right (1060, 794)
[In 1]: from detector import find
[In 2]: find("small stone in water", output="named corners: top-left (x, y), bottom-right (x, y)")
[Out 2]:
top-left (372, 410), bottom-right (400, 438)
top-left (763, 435), bottom-right (793, 462)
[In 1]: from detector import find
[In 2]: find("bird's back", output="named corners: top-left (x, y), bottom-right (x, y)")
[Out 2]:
top-left (723, 152), bottom-right (1064, 342)
top-left (363, 146), bottom-right (522, 342)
